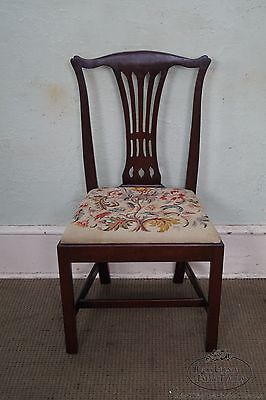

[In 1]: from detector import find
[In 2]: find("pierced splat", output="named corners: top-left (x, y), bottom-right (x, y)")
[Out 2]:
top-left (71, 51), bottom-right (211, 192)
top-left (114, 69), bottom-right (167, 185)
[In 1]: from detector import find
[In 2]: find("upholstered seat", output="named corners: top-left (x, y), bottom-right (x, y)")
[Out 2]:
top-left (62, 187), bottom-right (220, 244)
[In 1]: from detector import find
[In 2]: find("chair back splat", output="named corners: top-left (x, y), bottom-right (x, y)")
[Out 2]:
top-left (71, 51), bottom-right (211, 191)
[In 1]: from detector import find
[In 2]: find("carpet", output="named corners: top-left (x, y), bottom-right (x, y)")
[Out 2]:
top-left (0, 278), bottom-right (265, 399)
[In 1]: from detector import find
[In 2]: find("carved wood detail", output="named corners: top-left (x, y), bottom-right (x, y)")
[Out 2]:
top-left (115, 69), bottom-right (167, 185)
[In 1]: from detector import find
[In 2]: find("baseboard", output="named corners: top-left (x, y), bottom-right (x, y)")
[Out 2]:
top-left (0, 225), bottom-right (265, 279)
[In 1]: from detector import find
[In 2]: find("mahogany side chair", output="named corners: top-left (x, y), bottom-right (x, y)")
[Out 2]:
top-left (57, 50), bottom-right (224, 354)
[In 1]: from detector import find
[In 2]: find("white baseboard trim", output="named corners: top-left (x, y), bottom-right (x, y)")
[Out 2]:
top-left (0, 225), bottom-right (265, 279)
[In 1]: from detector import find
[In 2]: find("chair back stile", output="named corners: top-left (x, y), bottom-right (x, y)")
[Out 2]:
top-left (71, 51), bottom-right (211, 192)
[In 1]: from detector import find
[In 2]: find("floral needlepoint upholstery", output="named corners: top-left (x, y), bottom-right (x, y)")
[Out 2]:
top-left (61, 187), bottom-right (220, 244)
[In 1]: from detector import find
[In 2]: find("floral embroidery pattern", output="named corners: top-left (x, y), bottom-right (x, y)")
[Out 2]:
top-left (73, 187), bottom-right (210, 233)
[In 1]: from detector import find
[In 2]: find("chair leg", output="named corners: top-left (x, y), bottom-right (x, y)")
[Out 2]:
top-left (58, 252), bottom-right (78, 354)
top-left (205, 250), bottom-right (224, 352)
top-left (98, 262), bottom-right (111, 284)
top-left (173, 262), bottom-right (186, 283)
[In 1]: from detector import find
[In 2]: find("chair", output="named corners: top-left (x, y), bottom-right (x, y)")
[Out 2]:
top-left (57, 50), bottom-right (224, 354)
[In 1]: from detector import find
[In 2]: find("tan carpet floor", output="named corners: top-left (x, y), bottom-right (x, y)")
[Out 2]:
top-left (0, 278), bottom-right (265, 400)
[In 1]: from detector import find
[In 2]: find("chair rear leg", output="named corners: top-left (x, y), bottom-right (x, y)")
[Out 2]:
top-left (205, 249), bottom-right (224, 352)
top-left (173, 262), bottom-right (186, 283)
top-left (58, 251), bottom-right (78, 354)
top-left (98, 262), bottom-right (111, 284)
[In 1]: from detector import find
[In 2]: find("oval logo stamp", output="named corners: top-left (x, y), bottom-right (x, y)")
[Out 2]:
top-left (187, 350), bottom-right (252, 390)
